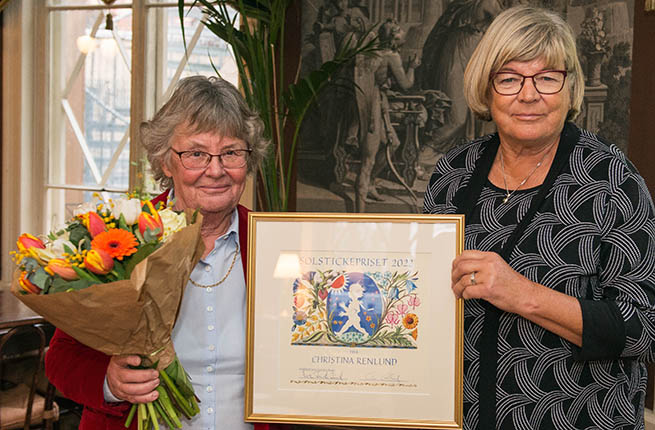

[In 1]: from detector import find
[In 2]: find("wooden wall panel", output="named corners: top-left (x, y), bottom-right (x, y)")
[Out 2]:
top-left (627, 0), bottom-right (655, 411)
top-left (628, 3), bottom-right (655, 192)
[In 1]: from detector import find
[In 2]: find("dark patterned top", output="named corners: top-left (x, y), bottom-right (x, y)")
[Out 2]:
top-left (423, 123), bottom-right (655, 429)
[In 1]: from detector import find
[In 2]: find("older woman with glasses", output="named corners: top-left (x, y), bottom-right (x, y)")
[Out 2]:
top-left (46, 76), bottom-right (281, 430)
top-left (424, 6), bottom-right (655, 429)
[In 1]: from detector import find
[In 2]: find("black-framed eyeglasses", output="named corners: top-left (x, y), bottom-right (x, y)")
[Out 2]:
top-left (170, 148), bottom-right (252, 170)
top-left (491, 70), bottom-right (568, 95)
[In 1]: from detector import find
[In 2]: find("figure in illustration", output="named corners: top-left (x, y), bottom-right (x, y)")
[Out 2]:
top-left (291, 270), bottom-right (418, 348)
top-left (416, 0), bottom-right (503, 154)
top-left (335, 282), bottom-right (368, 336)
top-left (315, 0), bottom-right (369, 55)
top-left (353, 19), bottom-right (420, 212)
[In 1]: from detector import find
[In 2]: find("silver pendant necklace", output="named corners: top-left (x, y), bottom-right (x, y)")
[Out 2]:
top-left (498, 143), bottom-right (555, 204)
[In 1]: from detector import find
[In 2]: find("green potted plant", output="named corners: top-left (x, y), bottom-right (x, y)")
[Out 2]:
top-left (178, 0), bottom-right (378, 211)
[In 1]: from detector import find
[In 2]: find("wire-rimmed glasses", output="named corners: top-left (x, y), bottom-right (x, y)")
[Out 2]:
top-left (170, 148), bottom-right (252, 170)
top-left (491, 70), bottom-right (568, 95)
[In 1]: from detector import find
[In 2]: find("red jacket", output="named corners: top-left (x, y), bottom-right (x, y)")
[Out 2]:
top-left (45, 193), bottom-right (282, 429)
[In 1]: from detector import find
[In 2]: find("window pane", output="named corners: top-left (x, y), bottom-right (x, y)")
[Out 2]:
top-left (48, 0), bottom-right (132, 6)
top-left (48, 9), bottom-right (132, 227)
top-left (162, 7), bottom-right (239, 91)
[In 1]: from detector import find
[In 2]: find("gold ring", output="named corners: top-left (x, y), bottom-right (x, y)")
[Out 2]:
top-left (470, 271), bottom-right (477, 286)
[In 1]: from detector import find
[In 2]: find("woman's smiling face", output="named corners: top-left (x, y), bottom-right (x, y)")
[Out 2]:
top-left (490, 57), bottom-right (571, 148)
top-left (163, 125), bottom-right (248, 216)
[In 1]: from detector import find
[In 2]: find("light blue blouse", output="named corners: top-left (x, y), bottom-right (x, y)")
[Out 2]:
top-left (171, 209), bottom-right (252, 430)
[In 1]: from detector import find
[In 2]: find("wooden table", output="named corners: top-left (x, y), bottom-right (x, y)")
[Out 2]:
top-left (0, 288), bottom-right (46, 331)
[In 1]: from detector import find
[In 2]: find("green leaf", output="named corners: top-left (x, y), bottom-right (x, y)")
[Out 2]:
top-left (124, 242), bottom-right (160, 278)
top-left (49, 277), bottom-right (97, 293)
top-left (164, 356), bottom-right (195, 400)
top-left (143, 228), bottom-right (162, 243)
top-left (30, 267), bottom-right (52, 290)
top-left (112, 260), bottom-right (127, 279)
top-left (68, 224), bottom-right (90, 247)
top-left (19, 257), bottom-right (41, 272)
top-left (118, 213), bottom-right (129, 231)
top-left (71, 265), bottom-right (103, 283)
top-left (82, 237), bottom-right (92, 251)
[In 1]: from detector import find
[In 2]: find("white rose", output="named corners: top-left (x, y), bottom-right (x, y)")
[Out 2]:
top-left (159, 208), bottom-right (188, 241)
top-left (73, 201), bottom-right (97, 217)
top-left (111, 198), bottom-right (142, 225)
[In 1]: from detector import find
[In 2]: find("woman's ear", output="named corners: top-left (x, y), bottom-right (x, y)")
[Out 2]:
top-left (162, 154), bottom-right (173, 179)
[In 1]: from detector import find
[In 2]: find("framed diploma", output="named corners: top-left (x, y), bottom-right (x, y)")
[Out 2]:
top-left (246, 213), bottom-right (464, 429)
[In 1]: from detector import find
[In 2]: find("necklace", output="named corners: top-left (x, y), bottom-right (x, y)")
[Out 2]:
top-left (498, 143), bottom-right (555, 203)
top-left (189, 242), bottom-right (240, 288)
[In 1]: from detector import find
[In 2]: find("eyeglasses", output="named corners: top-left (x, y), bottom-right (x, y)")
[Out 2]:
top-left (171, 148), bottom-right (252, 170)
top-left (491, 70), bottom-right (568, 95)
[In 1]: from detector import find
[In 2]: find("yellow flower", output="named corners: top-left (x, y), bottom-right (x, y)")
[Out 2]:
top-left (402, 313), bottom-right (418, 330)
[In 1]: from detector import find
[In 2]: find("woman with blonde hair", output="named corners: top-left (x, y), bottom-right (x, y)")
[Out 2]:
top-left (424, 6), bottom-right (655, 429)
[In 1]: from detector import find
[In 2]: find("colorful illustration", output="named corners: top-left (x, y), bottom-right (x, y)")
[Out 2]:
top-left (291, 269), bottom-right (420, 348)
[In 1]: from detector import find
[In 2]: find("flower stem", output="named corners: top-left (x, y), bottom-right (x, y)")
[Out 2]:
top-left (146, 401), bottom-right (160, 430)
top-left (159, 369), bottom-right (194, 417)
top-left (125, 404), bottom-right (137, 428)
top-left (156, 386), bottom-right (183, 428)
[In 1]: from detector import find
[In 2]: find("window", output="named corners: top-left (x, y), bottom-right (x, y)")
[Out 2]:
top-left (1, 0), bottom-right (237, 280)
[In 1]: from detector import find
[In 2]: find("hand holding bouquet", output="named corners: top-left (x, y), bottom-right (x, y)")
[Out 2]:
top-left (11, 195), bottom-right (205, 429)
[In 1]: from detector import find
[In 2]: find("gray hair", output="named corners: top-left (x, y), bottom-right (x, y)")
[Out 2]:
top-left (141, 76), bottom-right (269, 189)
top-left (463, 5), bottom-right (585, 121)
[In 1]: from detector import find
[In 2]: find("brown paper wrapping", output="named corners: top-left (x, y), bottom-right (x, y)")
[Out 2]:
top-left (11, 210), bottom-right (205, 369)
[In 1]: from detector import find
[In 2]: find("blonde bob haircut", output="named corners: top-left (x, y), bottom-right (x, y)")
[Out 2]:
top-left (463, 5), bottom-right (585, 121)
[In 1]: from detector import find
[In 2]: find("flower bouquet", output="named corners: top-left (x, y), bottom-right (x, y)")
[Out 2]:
top-left (10, 195), bottom-right (205, 429)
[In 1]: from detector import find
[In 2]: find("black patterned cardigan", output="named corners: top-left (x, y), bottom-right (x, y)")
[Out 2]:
top-left (423, 122), bottom-right (655, 429)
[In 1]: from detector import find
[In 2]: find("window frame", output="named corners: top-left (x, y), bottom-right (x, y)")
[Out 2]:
top-left (1, 0), bottom-right (227, 281)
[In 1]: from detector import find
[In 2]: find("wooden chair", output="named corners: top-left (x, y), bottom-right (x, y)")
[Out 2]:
top-left (0, 324), bottom-right (59, 430)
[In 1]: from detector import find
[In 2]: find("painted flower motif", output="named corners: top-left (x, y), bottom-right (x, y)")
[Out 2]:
top-left (408, 294), bottom-right (421, 309)
top-left (385, 311), bottom-right (400, 326)
top-left (387, 286), bottom-right (399, 300)
top-left (91, 229), bottom-right (138, 260)
top-left (317, 288), bottom-right (328, 301)
top-left (293, 279), bottom-right (314, 314)
top-left (406, 279), bottom-right (417, 293)
top-left (402, 313), bottom-right (418, 330)
top-left (294, 294), bottom-right (306, 309)
top-left (396, 302), bottom-right (409, 316)
top-left (411, 328), bottom-right (418, 340)
top-left (293, 310), bottom-right (307, 325)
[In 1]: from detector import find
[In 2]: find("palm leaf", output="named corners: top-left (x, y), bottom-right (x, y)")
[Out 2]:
top-left (178, 0), bottom-right (380, 211)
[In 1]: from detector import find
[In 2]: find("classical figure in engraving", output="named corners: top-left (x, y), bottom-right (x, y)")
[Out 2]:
top-left (416, 0), bottom-right (503, 153)
top-left (353, 19), bottom-right (420, 212)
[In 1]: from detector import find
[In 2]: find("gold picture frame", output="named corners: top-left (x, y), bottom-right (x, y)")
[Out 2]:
top-left (246, 213), bottom-right (464, 429)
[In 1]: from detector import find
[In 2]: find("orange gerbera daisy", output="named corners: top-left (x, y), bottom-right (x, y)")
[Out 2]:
top-left (402, 313), bottom-right (419, 330)
top-left (91, 228), bottom-right (138, 260)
